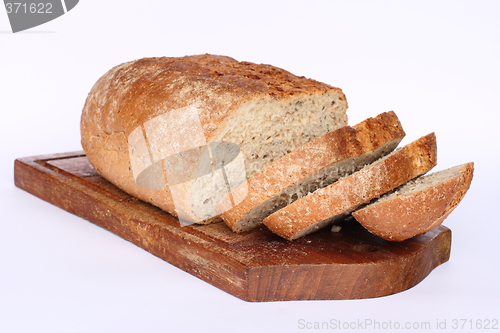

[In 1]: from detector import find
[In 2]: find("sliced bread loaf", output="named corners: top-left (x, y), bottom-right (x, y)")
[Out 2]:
top-left (217, 111), bottom-right (406, 232)
top-left (80, 54), bottom-right (348, 224)
top-left (262, 133), bottom-right (438, 240)
top-left (352, 162), bottom-right (474, 241)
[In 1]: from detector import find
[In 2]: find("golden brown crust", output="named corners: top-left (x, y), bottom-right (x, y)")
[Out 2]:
top-left (262, 133), bottom-right (438, 240)
top-left (352, 162), bottom-right (474, 241)
top-left (82, 55), bottom-right (344, 138)
top-left (220, 111), bottom-right (406, 232)
top-left (80, 54), bottom-right (347, 221)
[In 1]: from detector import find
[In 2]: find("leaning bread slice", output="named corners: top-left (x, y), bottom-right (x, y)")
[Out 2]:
top-left (262, 133), bottom-right (438, 240)
top-left (352, 162), bottom-right (474, 241)
top-left (217, 111), bottom-right (405, 232)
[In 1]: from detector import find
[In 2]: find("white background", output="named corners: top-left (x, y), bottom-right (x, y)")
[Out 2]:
top-left (1, 1), bottom-right (499, 332)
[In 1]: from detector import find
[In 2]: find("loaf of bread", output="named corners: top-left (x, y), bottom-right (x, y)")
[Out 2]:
top-left (217, 111), bottom-right (406, 232)
top-left (352, 162), bottom-right (474, 241)
top-left (80, 55), bottom-right (348, 224)
top-left (262, 133), bottom-right (438, 240)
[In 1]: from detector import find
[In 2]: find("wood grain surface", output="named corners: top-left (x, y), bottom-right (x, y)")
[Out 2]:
top-left (14, 152), bottom-right (452, 302)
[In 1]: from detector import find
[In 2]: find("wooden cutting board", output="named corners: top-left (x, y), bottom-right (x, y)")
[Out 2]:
top-left (14, 152), bottom-right (451, 302)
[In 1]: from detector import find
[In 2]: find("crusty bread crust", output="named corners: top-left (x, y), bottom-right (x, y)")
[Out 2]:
top-left (262, 133), bottom-right (438, 240)
top-left (219, 111), bottom-right (406, 232)
top-left (80, 55), bottom-right (347, 222)
top-left (352, 162), bottom-right (474, 241)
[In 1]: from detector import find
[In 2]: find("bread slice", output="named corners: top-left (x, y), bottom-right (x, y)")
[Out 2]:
top-left (262, 133), bottom-right (438, 240)
top-left (352, 162), bottom-right (474, 241)
top-left (80, 55), bottom-right (348, 224)
top-left (217, 111), bottom-right (406, 232)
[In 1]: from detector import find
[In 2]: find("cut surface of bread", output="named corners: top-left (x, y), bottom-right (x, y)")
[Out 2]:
top-left (352, 162), bottom-right (474, 241)
top-left (218, 111), bottom-right (406, 232)
top-left (80, 54), bottom-right (348, 223)
top-left (263, 133), bottom-right (438, 240)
